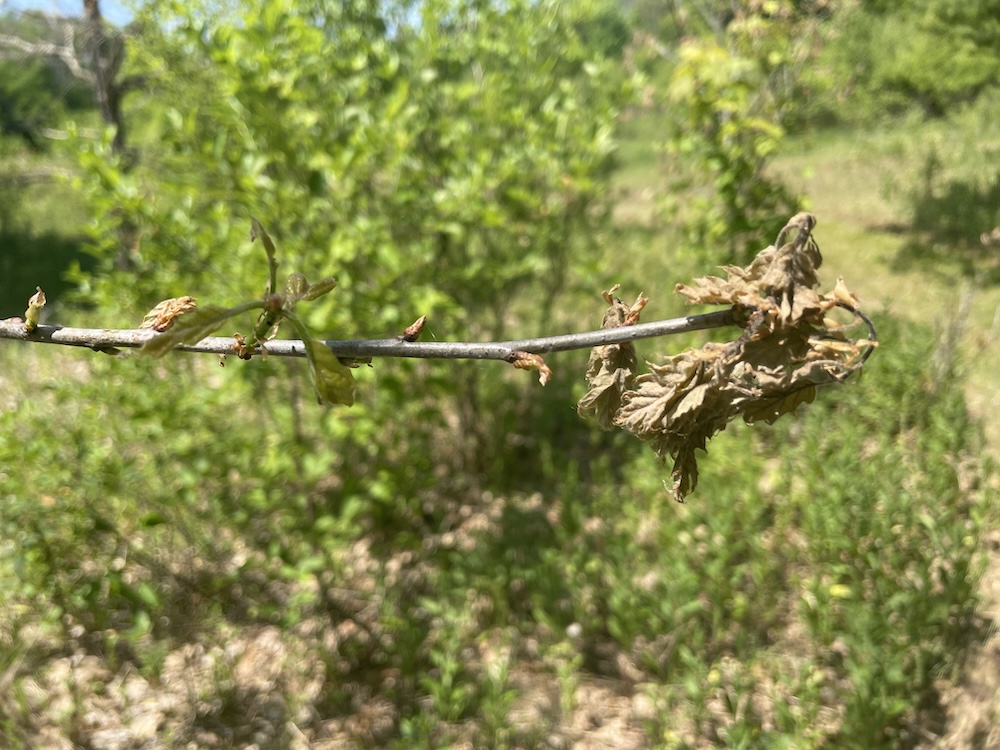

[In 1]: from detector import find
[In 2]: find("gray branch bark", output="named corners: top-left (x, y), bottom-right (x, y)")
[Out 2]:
top-left (0, 309), bottom-right (737, 361)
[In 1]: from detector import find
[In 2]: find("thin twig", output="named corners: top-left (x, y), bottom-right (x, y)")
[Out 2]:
top-left (0, 309), bottom-right (738, 361)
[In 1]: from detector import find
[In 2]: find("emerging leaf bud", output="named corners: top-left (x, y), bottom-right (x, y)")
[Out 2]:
top-left (24, 287), bottom-right (46, 332)
top-left (402, 315), bottom-right (428, 342)
top-left (510, 351), bottom-right (552, 386)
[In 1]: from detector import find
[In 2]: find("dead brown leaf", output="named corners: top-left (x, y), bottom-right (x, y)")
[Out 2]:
top-left (140, 296), bottom-right (198, 332)
top-left (577, 289), bottom-right (643, 430)
top-left (512, 351), bottom-right (552, 386)
top-left (582, 214), bottom-right (877, 501)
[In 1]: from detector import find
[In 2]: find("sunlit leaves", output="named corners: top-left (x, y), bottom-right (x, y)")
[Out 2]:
top-left (665, 20), bottom-right (802, 260)
top-left (284, 272), bottom-right (309, 307)
top-left (284, 273), bottom-right (338, 310)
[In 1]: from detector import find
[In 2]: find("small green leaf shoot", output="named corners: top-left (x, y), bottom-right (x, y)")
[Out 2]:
top-left (302, 276), bottom-right (337, 301)
top-left (249, 215), bottom-right (277, 261)
top-left (250, 216), bottom-right (279, 295)
top-left (282, 274), bottom-right (337, 313)
top-left (281, 311), bottom-right (356, 405)
top-left (24, 287), bottom-right (46, 332)
top-left (284, 272), bottom-right (310, 308)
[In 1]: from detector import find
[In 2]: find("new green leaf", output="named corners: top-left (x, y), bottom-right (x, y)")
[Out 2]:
top-left (282, 311), bottom-right (355, 406)
top-left (302, 276), bottom-right (337, 301)
top-left (302, 338), bottom-right (357, 406)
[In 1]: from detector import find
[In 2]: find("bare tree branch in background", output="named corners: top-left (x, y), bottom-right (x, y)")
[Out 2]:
top-left (0, 26), bottom-right (94, 83)
top-left (0, 165), bottom-right (74, 186)
top-left (0, 2), bottom-right (144, 156)
top-left (77, 0), bottom-right (144, 269)
top-left (82, 0), bottom-right (128, 154)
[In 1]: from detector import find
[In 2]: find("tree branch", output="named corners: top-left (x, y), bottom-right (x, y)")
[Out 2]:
top-left (0, 309), bottom-right (737, 361)
top-left (0, 32), bottom-right (95, 84)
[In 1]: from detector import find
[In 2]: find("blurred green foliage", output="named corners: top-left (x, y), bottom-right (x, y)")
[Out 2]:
top-left (820, 0), bottom-right (1000, 119)
top-left (0, 11), bottom-right (96, 315)
top-left (0, 11), bottom-right (93, 146)
top-left (0, 0), bottom-right (994, 747)
top-left (634, 1), bottom-right (836, 264)
top-left (660, 26), bottom-right (801, 262)
top-left (69, 0), bottom-right (637, 496)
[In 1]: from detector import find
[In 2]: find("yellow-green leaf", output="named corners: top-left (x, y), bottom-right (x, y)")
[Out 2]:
top-left (302, 337), bottom-right (356, 406)
top-left (302, 276), bottom-right (337, 301)
top-left (249, 215), bottom-right (276, 261)
top-left (284, 272), bottom-right (310, 307)
top-left (24, 286), bottom-right (46, 331)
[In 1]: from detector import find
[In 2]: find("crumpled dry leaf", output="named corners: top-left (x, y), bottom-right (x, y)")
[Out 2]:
top-left (577, 287), bottom-right (645, 430)
top-left (675, 211), bottom-right (828, 327)
top-left (511, 351), bottom-right (552, 386)
top-left (140, 296), bottom-right (198, 332)
top-left (586, 213), bottom-right (877, 501)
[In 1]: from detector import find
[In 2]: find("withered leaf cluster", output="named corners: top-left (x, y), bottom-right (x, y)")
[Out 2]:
top-left (577, 285), bottom-right (646, 430)
top-left (140, 296), bottom-right (198, 332)
top-left (578, 213), bottom-right (876, 501)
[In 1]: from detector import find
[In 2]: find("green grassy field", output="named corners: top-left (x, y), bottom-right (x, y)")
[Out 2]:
top-left (772, 107), bottom-right (1000, 457)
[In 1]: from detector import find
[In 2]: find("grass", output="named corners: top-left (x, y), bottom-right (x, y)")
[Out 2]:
top-left (769, 103), bottom-right (1000, 456)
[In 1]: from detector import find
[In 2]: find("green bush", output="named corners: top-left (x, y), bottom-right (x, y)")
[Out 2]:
top-left (656, 2), bottom-right (810, 263)
top-left (63, 0), bottom-right (638, 530)
top-left (821, 0), bottom-right (1000, 119)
